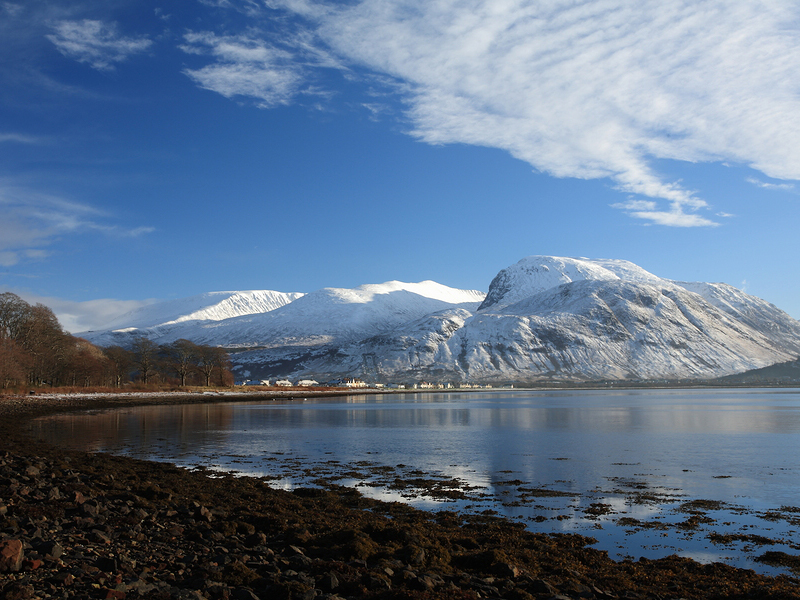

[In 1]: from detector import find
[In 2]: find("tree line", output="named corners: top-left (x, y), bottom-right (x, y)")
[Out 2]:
top-left (0, 292), bottom-right (233, 390)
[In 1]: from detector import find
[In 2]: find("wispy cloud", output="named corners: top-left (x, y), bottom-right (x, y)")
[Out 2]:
top-left (0, 132), bottom-right (47, 144)
top-left (611, 199), bottom-right (718, 227)
top-left (0, 184), bottom-right (154, 266)
top-left (2, 3), bottom-right (23, 18)
top-left (179, 24), bottom-right (345, 109)
top-left (181, 32), bottom-right (304, 108)
top-left (251, 0), bottom-right (800, 227)
top-left (0, 289), bottom-right (158, 333)
top-left (746, 177), bottom-right (795, 191)
top-left (47, 19), bottom-right (152, 71)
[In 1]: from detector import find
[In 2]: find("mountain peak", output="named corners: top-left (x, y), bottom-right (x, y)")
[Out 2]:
top-left (478, 256), bottom-right (661, 311)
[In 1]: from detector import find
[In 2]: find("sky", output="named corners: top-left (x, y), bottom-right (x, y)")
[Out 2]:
top-left (2, 0), bottom-right (800, 333)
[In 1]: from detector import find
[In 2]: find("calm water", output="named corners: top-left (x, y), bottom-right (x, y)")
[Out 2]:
top-left (29, 388), bottom-right (800, 575)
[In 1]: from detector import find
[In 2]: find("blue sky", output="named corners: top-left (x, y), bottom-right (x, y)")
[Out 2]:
top-left (2, 0), bottom-right (800, 332)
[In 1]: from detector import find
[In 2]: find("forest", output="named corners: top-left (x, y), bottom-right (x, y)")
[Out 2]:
top-left (0, 292), bottom-right (233, 391)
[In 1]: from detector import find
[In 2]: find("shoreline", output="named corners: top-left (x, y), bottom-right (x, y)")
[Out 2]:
top-left (2, 392), bottom-right (800, 599)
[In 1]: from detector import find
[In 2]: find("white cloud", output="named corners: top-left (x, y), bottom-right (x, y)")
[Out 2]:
top-left (746, 177), bottom-right (795, 191)
top-left (611, 199), bottom-right (718, 227)
top-left (180, 27), bottom-right (347, 109)
top-left (0, 290), bottom-right (158, 333)
top-left (181, 32), bottom-right (304, 107)
top-left (626, 207), bottom-right (719, 228)
top-left (610, 200), bottom-right (658, 212)
top-left (0, 184), bottom-right (154, 265)
top-left (257, 0), bottom-right (800, 227)
top-left (47, 19), bottom-right (152, 71)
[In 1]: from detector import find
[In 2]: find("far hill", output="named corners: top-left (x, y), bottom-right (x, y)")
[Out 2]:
top-left (715, 358), bottom-right (800, 384)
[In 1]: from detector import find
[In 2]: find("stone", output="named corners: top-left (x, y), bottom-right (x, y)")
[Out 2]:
top-left (0, 538), bottom-right (24, 572)
top-left (497, 561), bottom-right (520, 578)
top-left (530, 578), bottom-right (558, 595)
top-left (244, 533), bottom-right (266, 548)
top-left (1, 582), bottom-right (35, 600)
top-left (37, 540), bottom-right (64, 559)
top-left (22, 558), bottom-right (42, 570)
top-left (49, 571), bottom-right (75, 586)
top-left (195, 506), bottom-right (213, 522)
top-left (318, 572), bottom-right (339, 591)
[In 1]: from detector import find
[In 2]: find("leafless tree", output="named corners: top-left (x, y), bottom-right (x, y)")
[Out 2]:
top-left (132, 337), bottom-right (159, 384)
top-left (104, 345), bottom-right (133, 387)
top-left (165, 339), bottom-right (199, 386)
top-left (0, 338), bottom-right (27, 389)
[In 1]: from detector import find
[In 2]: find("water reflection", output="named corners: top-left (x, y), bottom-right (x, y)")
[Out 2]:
top-left (28, 388), bottom-right (800, 574)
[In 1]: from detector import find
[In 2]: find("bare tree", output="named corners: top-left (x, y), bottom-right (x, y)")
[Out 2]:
top-left (196, 345), bottom-right (219, 387)
top-left (0, 292), bottom-right (32, 341)
top-left (63, 338), bottom-right (108, 387)
top-left (104, 345), bottom-right (133, 387)
top-left (132, 337), bottom-right (159, 384)
top-left (213, 347), bottom-right (234, 387)
top-left (0, 338), bottom-right (27, 389)
top-left (19, 304), bottom-right (69, 386)
top-left (165, 339), bottom-right (199, 386)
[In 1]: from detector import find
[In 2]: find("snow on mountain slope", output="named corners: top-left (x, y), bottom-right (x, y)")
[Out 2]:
top-left (256, 277), bottom-right (800, 383)
top-left (227, 256), bottom-right (800, 383)
top-left (84, 281), bottom-right (485, 349)
top-left (82, 255), bottom-right (800, 383)
top-left (452, 278), bottom-right (800, 381)
top-left (232, 306), bottom-right (476, 381)
top-left (673, 281), bottom-right (800, 338)
top-left (477, 256), bottom-right (661, 311)
top-left (80, 290), bottom-right (304, 345)
top-left (187, 281), bottom-right (485, 348)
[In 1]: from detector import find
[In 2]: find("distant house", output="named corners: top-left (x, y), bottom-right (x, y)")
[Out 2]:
top-left (343, 378), bottom-right (367, 388)
top-left (244, 379), bottom-right (270, 386)
top-left (296, 379), bottom-right (319, 387)
top-left (274, 379), bottom-right (293, 387)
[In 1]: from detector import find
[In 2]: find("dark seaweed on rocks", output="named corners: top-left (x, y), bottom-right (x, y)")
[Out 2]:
top-left (1, 392), bottom-right (800, 599)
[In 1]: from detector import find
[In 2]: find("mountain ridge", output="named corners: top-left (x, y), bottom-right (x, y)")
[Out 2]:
top-left (79, 256), bottom-right (800, 383)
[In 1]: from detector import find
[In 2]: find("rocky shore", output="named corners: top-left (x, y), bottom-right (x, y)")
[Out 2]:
top-left (1, 393), bottom-right (799, 599)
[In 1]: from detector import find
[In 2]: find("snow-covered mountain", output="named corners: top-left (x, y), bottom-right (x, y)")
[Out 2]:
top-left (80, 281), bottom-right (484, 349)
top-left (81, 256), bottom-right (800, 383)
top-left (478, 256), bottom-right (662, 310)
top-left (81, 290), bottom-right (304, 346)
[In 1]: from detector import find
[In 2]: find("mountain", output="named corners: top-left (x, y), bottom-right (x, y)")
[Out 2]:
top-left (82, 290), bottom-right (304, 347)
top-left (80, 281), bottom-right (484, 349)
top-left (478, 256), bottom-right (662, 310)
top-left (81, 256), bottom-right (800, 383)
